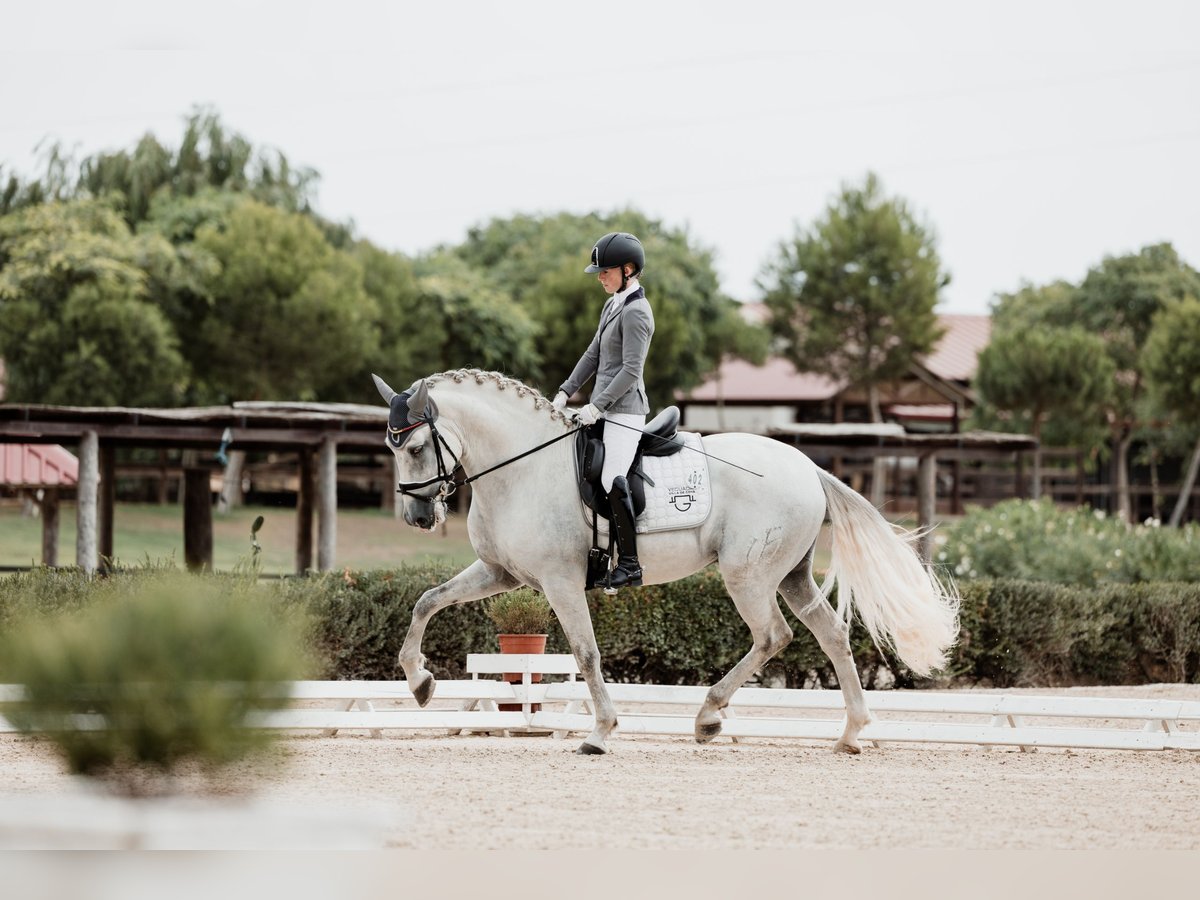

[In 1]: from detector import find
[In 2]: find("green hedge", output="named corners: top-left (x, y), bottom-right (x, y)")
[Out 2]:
top-left (4, 565), bottom-right (1198, 688)
top-left (291, 569), bottom-right (1198, 688)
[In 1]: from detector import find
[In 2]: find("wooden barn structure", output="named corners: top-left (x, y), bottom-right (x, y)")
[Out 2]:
top-left (0, 402), bottom-right (388, 574)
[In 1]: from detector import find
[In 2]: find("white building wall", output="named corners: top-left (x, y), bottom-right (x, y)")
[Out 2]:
top-left (682, 404), bottom-right (797, 434)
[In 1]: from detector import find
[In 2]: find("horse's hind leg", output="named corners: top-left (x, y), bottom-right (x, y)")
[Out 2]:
top-left (778, 549), bottom-right (871, 754)
top-left (694, 572), bottom-right (793, 744)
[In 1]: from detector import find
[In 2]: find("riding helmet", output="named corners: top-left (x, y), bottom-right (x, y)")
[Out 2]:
top-left (584, 232), bottom-right (645, 275)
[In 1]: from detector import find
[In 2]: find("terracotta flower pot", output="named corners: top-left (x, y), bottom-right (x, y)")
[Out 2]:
top-left (497, 633), bottom-right (547, 712)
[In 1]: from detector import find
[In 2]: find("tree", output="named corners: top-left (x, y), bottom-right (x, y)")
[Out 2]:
top-left (1142, 297), bottom-right (1200, 525)
top-left (1074, 244), bottom-right (1200, 522)
top-left (191, 200), bottom-right (379, 401)
top-left (347, 240), bottom-right (446, 396)
top-left (77, 109), bottom-right (317, 226)
top-left (974, 327), bottom-right (1115, 498)
top-left (760, 172), bottom-right (946, 504)
top-left (0, 199), bottom-right (187, 405)
top-left (453, 210), bottom-right (764, 408)
top-left (413, 254), bottom-right (542, 379)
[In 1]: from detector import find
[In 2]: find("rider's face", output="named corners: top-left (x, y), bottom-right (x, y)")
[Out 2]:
top-left (597, 265), bottom-right (629, 294)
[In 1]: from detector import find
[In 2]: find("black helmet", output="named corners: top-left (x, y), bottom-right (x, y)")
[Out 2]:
top-left (584, 232), bottom-right (645, 276)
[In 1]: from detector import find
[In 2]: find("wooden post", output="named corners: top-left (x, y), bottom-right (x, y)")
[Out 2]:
top-left (98, 444), bottom-right (116, 571)
top-left (183, 467), bottom-right (213, 572)
top-left (157, 448), bottom-right (170, 505)
top-left (317, 437), bottom-right (337, 572)
top-left (379, 455), bottom-right (395, 512)
top-left (40, 488), bottom-right (60, 567)
top-left (295, 449), bottom-right (314, 574)
top-left (917, 452), bottom-right (937, 565)
top-left (76, 430), bottom-right (99, 574)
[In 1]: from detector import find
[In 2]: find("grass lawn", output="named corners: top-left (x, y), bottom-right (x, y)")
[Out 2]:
top-left (1, 500), bottom-right (868, 576)
top-left (0, 502), bottom-right (477, 574)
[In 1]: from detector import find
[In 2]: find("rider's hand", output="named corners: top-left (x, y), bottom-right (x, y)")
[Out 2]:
top-left (552, 391), bottom-right (569, 410)
top-left (572, 403), bottom-right (601, 426)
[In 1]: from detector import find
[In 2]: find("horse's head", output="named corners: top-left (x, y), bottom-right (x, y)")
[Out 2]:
top-left (372, 373), bottom-right (462, 532)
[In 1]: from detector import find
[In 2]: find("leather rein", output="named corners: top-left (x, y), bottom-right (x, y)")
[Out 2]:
top-left (394, 417), bottom-right (583, 501)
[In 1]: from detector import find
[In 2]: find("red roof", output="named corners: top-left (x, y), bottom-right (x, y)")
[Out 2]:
top-left (0, 444), bottom-right (79, 487)
top-left (682, 356), bottom-right (843, 403)
top-left (920, 314), bottom-right (991, 382)
top-left (687, 311), bottom-right (990, 403)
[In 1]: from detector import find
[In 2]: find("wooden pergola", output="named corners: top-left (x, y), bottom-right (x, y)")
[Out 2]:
top-left (768, 424), bottom-right (1038, 562)
top-left (0, 402), bottom-right (389, 574)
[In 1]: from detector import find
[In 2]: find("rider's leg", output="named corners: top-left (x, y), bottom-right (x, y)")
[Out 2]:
top-left (600, 412), bottom-right (645, 588)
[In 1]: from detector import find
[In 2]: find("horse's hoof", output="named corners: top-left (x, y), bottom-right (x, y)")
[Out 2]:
top-left (695, 719), bottom-right (722, 744)
top-left (832, 739), bottom-right (862, 755)
top-left (412, 672), bottom-right (436, 707)
top-left (576, 741), bottom-right (607, 755)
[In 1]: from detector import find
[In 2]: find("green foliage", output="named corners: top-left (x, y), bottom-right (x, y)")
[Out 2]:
top-left (77, 109), bottom-right (317, 226)
top-left (451, 210), bottom-right (763, 408)
top-left (973, 326), bottom-right (1114, 442)
top-left (949, 579), bottom-right (1200, 686)
top-left (276, 565), bottom-right (502, 680)
top-left (760, 172), bottom-right (946, 419)
top-left (1067, 244), bottom-right (1200, 447)
top-left (414, 255), bottom-right (542, 381)
top-left (0, 198), bottom-right (188, 405)
top-left (4, 565), bottom-right (1198, 713)
top-left (486, 588), bottom-right (553, 635)
top-left (0, 572), bottom-right (312, 793)
top-left (1142, 296), bottom-right (1200, 426)
top-left (191, 199), bottom-right (380, 401)
top-left (937, 499), bottom-right (1200, 585)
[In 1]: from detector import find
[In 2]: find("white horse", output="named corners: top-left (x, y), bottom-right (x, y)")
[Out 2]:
top-left (373, 369), bottom-right (959, 755)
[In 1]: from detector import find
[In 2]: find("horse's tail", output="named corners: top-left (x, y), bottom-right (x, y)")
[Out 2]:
top-left (816, 468), bottom-right (960, 677)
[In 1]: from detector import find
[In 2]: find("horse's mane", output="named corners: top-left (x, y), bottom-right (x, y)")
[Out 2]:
top-left (424, 369), bottom-right (572, 424)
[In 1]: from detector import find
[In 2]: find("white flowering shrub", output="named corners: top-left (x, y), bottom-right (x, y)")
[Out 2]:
top-left (937, 500), bottom-right (1200, 585)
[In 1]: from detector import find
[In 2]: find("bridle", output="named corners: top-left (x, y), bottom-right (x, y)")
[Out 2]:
top-left (392, 417), bottom-right (465, 501)
top-left (393, 416), bottom-right (583, 502)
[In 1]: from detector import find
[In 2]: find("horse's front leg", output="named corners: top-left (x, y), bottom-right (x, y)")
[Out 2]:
top-left (544, 583), bottom-right (618, 755)
top-left (399, 559), bottom-right (519, 706)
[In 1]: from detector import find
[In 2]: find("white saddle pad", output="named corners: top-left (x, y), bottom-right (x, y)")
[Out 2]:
top-left (584, 432), bottom-right (712, 535)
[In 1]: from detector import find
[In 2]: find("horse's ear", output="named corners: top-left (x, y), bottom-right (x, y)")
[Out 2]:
top-left (407, 379), bottom-right (438, 422)
top-left (371, 374), bottom-right (397, 405)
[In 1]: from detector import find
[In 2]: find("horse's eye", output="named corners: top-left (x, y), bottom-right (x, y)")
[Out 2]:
top-left (409, 444), bottom-right (424, 457)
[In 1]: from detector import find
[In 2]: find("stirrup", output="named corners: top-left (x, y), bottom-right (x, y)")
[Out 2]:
top-left (605, 563), bottom-right (643, 591)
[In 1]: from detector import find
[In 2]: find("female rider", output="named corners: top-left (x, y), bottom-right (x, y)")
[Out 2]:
top-left (553, 232), bottom-right (655, 589)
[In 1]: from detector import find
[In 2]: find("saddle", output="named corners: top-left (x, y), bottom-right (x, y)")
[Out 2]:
top-left (574, 405), bottom-right (684, 522)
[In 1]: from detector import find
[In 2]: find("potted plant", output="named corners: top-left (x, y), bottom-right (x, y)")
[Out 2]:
top-left (486, 588), bottom-right (553, 712)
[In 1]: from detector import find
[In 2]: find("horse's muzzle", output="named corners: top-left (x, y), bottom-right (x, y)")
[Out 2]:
top-left (403, 497), bottom-right (436, 530)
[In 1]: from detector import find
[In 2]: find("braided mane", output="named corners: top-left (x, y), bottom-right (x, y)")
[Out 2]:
top-left (424, 369), bottom-right (572, 423)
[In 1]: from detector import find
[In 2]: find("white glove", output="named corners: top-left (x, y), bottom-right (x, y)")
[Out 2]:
top-left (552, 391), bottom-right (569, 410)
top-left (572, 403), bottom-right (601, 426)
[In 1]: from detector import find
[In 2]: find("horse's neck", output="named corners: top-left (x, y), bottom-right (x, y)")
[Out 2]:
top-left (437, 388), bottom-right (567, 482)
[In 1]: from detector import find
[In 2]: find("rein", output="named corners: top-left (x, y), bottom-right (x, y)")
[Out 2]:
top-left (396, 419), bottom-right (583, 500)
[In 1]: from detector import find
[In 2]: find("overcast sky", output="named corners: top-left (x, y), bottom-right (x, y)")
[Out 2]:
top-left (3, 0), bottom-right (1198, 314)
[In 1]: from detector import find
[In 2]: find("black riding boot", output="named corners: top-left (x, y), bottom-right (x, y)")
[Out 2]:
top-left (605, 476), bottom-right (643, 589)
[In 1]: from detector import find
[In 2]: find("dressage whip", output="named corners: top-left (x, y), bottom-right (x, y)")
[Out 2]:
top-left (592, 416), bottom-right (764, 478)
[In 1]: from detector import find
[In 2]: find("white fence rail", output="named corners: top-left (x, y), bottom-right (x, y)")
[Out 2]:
top-left (3, 654), bottom-right (1198, 752)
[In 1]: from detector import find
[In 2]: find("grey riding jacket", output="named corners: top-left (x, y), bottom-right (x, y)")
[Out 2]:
top-left (559, 280), bottom-right (655, 415)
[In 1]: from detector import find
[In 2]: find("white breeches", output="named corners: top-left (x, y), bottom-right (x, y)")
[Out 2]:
top-left (600, 412), bottom-right (646, 492)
